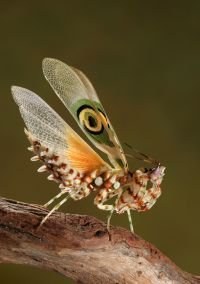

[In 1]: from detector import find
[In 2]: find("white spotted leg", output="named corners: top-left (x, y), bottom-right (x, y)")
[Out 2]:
top-left (39, 194), bottom-right (70, 228)
top-left (127, 209), bottom-right (134, 233)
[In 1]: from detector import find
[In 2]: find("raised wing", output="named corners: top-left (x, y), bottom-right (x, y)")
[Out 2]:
top-left (11, 86), bottom-right (110, 177)
top-left (42, 58), bottom-right (128, 170)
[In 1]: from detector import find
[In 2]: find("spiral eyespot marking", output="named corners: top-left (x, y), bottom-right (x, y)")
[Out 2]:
top-left (77, 105), bottom-right (108, 134)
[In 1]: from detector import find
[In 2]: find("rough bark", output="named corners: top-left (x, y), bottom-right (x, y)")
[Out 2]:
top-left (0, 197), bottom-right (199, 284)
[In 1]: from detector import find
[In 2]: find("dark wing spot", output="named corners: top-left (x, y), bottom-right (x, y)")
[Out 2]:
top-left (88, 115), bottom-right (97, 127)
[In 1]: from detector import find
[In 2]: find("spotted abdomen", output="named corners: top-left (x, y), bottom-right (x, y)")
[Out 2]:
top-left (26, 129), bottom-right (126, 200)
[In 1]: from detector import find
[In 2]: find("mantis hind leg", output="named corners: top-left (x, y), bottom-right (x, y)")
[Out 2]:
top-left (39, 195), bottom-right (70, 228)
top-left (127, 209), bottom-right (134, 233)
top-left (43, 190), bottom-right (67, 208)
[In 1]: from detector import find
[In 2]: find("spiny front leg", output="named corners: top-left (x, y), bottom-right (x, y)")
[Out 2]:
top-left (116, 169), bottom-right (149, 213)
top-left (136, 167), bottom-right (163, 211)
top-left (142, 185), bottom-right (162, 211)
top-left (116, 166), bottom-right (164, 214)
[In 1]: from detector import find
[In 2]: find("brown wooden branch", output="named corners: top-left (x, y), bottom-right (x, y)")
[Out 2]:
top-left (0, 197), bottom-right (199, 284)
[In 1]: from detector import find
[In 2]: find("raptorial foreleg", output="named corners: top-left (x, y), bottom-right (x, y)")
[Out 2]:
top-left (116, 168), bottom-right (162, 213)
top-left (141, 184), bottom-right (162, 210)
top-left (116, 169), bottom-right (149, 213)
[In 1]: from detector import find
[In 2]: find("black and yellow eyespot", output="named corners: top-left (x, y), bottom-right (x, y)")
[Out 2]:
top-left (77, 105), bottom-right (106, 134)
top-left (98, 108), bottom-right (109, 128)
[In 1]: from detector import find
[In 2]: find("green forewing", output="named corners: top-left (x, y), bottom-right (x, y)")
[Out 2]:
top-left (71, 99), bottom-right (115, 147)
top-left (42, 58), bottom-right (128, 170)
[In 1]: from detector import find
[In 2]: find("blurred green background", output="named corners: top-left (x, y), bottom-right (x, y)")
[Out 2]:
top-left (1, 1), bottom-right (200, 283)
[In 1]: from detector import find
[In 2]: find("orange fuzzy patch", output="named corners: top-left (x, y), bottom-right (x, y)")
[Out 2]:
top-left (66, 132), bottom-right (110, 174)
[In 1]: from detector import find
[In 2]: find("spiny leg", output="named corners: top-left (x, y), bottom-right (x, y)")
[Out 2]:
top-left (95, 188), bottom-right (122, 210)
top-left (94, 189), bottom-right (113, 211)
top-left (107, 189), bottom-right (123, 232)
top-left (142, 185), bottom-right (162, 210)
top-left (94, 188), bottom-right (122, 232)
top-left (43, 189), bottom-right (67, 208)
top-left (116, 169), bottom-right (149, 214)
top-left (127, 209), bottom-right (134, 233)
top-left (39, 195), bottom-right (70, 227)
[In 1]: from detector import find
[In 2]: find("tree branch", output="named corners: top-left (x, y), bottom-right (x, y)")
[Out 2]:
top-left (0, 197), bottom-right (199, 284)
